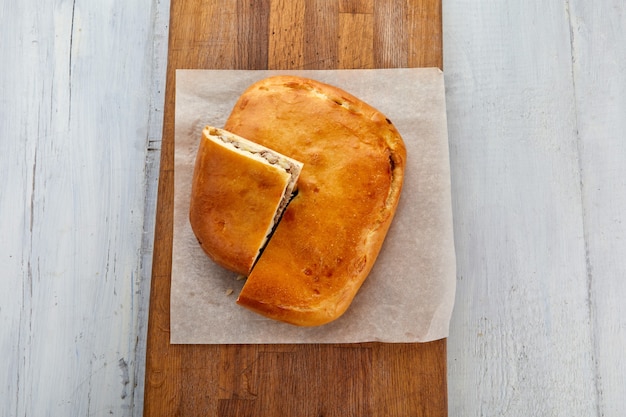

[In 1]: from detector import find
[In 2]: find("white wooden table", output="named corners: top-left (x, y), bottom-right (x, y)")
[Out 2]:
top-left (1, 0), bottom-right (624, 416)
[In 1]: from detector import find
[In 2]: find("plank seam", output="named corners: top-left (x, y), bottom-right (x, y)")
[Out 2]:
top-left (564, 1), bottom-right (602, 415)
top-left (68, 0), bottom-right (77, 126)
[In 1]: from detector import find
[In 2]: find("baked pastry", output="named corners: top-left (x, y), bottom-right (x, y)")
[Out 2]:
top-left (189, 126), bottom-right (303, 275)
top-left (224, 75), bottom-right (406, 326)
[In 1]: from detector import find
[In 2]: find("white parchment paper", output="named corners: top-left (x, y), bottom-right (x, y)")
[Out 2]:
top-left (171, 68), bottom-right (456, 344)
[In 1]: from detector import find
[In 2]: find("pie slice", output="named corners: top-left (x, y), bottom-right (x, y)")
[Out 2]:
top-left (189, 126), bottom-right (303, 276)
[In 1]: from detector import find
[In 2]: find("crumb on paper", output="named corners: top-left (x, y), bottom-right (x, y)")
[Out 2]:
top-left (236, 275), bottom-right (246, 281)
top-left (226, 288), bottom-right (234, 296)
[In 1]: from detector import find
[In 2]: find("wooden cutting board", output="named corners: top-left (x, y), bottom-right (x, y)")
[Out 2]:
top-left (143, 1), bottom-right (447, 416)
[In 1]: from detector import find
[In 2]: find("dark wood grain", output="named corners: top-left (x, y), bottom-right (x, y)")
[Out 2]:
top-left (144, 0), bottom-right (446, 415)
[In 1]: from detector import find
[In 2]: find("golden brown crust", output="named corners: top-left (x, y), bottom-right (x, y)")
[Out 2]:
top-left (189, 127), bottom-right (300, 275)
top-left (225, 76), bottom-right (406, 326)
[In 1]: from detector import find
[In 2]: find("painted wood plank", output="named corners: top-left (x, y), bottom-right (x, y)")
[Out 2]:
top-left (134, 0), bottom-right (171, 414)
top-left (0, 0), bottom-right (162, 415)
top-left (569, 0), bottom-right (626, 415)
top-left (442, 0), bottom-right (597, 415)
